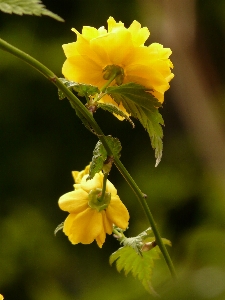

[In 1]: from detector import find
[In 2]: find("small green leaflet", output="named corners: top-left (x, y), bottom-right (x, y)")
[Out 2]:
top-left (98, 102), bottom-right (134, 127)
top-left (58, 78), bottom-right (99, 101)
top-left (0, 0), bottom-right (64, 22)
top-left (106, 83), bottom-right (164, 166)
top-left (110, 228), bottom-right (171, 294)
top-left (88, 136), bottom-right (122, 179)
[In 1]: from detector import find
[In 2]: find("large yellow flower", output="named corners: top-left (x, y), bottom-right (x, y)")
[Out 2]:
top-left (0, 295), bottom-right (3, 300)
top-left (62, 16), bottom-right (174, 110)
top-left (58, 166), bottom-right (129, 248)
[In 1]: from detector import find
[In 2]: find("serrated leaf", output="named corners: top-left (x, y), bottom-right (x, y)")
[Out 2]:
top-left (110, 246), bottom-right (160, 295)
top-left (88, 136), bottom-right (122, 179)
top-left (88, 141), bottom-right (108, 180)
top-left (106, 83), bottom-right (162, 112)
top-left (98, 102), bottom-right (135, 127)
top-left (106, 83), bottom-right (164, 166)
top-left (110, 228), bottom-right (171, 294)
top-left (58, 78), bottom-right (99, 101)
top-left (0, 0), bottom-right (64, 21)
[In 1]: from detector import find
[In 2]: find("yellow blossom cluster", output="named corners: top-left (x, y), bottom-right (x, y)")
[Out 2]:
top-left (58, 165), bottom-right (129, 248)
top-left (62, 16), bottom-right (174, 113)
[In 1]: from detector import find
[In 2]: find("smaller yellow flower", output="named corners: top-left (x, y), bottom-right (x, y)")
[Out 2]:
top-left (0, 295), bottom-right (4, 300)
top-left (59, 166), bottom-right (129, 247)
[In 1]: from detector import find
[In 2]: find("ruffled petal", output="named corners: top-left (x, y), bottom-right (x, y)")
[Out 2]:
top-left (91, 30), bottom-right (134, 66)
top-left (106, 196), bottom-right (129, 229)
top-left (107, 17), bottom-right (124, 33)
top-left (128, 20), bottom-right (150, 46)
top-left (80, 173), bottom-right (103, 192)
top-left (72, 165), bottom-right (90, 184)
top-left (58, 189), bottom-right (88, 213)
top-left (81, 26), bottom-right (101, 40)
top-left (125, 63), bottom-right (170, 94)
top-left (64, 208), bottom-right (103, 245)
top-left (62, 55), bottom-right (103, 86)
top-left (62, 42), bottom-right (79, 58)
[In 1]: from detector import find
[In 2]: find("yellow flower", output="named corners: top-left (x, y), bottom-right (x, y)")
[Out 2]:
top-left (0, 295), bottom-right (4, 300)
top-left (58, 167), bottom-right (129, 248)
top-left (62, 16), bottom-right (174, 112)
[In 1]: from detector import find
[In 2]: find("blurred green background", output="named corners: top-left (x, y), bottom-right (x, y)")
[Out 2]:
top-left (1, 0), bottom-right (225, 299)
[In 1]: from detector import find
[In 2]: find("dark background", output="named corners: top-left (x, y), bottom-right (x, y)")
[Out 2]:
top-left (1, 1), bottom-right (225, 299)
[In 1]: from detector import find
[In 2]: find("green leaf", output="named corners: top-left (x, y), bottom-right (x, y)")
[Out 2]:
top-left (106, 83), bottom-right (164, 166)
top-left (88, 136), bottom-right (122, 179)
top-left (0, 0), bottom-right (64, 21)
top-left (88, 141), bottom-right (108, 180)
top-left (110, 229), bottom-right (171, 295)
top-left (98, 102), bottom-right (134, 127)
top-left (110, 246), bottom-right (160, 295)
top-left (58, 78), bottom-right (99, 101)
top-left (68, 98), bottom-right (95, 134)
top-left (58, 78), bottom-right (98, 134)
top-left (106, 136), bottom-right (122, 158)
top-left (106, 83), bottom-right (162, 112)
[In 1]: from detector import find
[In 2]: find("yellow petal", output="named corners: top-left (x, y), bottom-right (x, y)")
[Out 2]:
top-left (62, 42), bottom-right (79, 58)
top-left (106, 196), bottom-right (129, 229)
top-left (125, 63), bottom-right (170, 94)
top-left (95, 231), bottom-right (106, 248)
top-left (128, 20), bottom-right (150, 46)
top-left (72, 165), bottom-right (90, 184)
top-left (80, 173), bottom-right (103, 192)
top-left (64, 208), bottom-right (103, 245)
top-left (106, 178), bottom-right (117, 196)
top-left (95, 211), bottom-right (113, 247)
top-left (82, 26), bottom-right (100, 40)
top-left (91, 30), bottom-right (133, 66)
top-left (62, 55), bottom-right (103, 86)
top-left (102, 210), bottom-right (113, 234)
top-left (58, 189), bottom-right (88, 213)
top-left (107, 16), bottom-right (124, 33)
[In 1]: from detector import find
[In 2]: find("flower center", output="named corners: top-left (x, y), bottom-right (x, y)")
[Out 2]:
top-left (88, 188), bottom-right (111, 212)
top-left (103, 64), bottom-right (125, 86)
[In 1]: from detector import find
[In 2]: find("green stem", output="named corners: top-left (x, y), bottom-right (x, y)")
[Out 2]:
top-left (98, 173), bottom-right (108, 202)
top-left (0, 37), bottom-right (176, 279)
top-left (100, 72), bottom-right (117, 92)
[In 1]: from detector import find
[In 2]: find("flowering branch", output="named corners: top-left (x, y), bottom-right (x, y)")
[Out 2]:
top-left (0, 37), bottom-right (176, 279)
